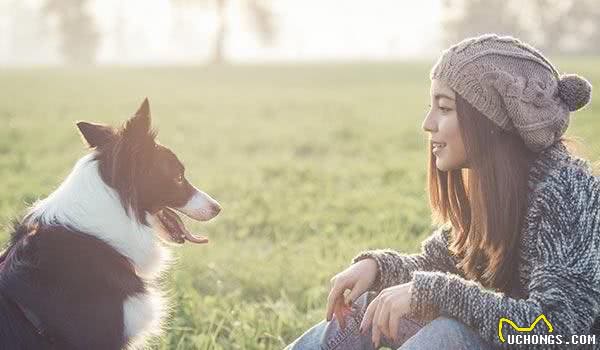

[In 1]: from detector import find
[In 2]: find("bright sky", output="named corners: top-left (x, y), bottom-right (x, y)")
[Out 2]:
top-left (1, 0), bottom-right (443, 64)
top-left (93, 0), bottom-right (443, 63)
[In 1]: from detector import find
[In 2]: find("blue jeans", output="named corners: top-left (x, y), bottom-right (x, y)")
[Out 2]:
top-left (285, 292), bottom-right (496, 350)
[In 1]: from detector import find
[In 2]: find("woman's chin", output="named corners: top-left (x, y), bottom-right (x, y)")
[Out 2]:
top-left (435, 159), bottom-right (448, 171)
top-left (436, 160), bottom-right (467, 172)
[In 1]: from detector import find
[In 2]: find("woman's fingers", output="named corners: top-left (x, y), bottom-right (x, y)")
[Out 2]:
top-left (389, 311), bottom-right (401, 343)
top-left (326, 281), bottom-right (342, 321)
top-left (333, 300), bottom-right (344, 329)
top-left (333, 298), bottom-right (352, 329)
top-left (360, 294), bottom-right (379, 333)
top-left (375, 297), bottom-right (392, 341)
top-left (371, 314), bottom-right (383, 349)
top-left (326, 276), bottom-right (351, 321)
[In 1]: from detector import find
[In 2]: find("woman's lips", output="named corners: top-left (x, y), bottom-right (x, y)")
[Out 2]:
top-left (432, 142), bottom-right (446, 155)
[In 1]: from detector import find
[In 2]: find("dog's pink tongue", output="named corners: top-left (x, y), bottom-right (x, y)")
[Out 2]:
top-left (182, 230), bottom-right (209, 244)
top-left (161, 207), bottom-right (209, 244)
top-left (177, 216), bottom-right (209, 244)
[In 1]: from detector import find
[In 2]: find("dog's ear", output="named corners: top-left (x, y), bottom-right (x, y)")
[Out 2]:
top-left (76, 121), bottom-right (116, 148)
top-left (123, 98), bottom-right (152, 138)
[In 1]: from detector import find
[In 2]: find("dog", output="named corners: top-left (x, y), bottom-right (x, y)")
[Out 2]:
top-left (0, 99), bottom-right (221, 349)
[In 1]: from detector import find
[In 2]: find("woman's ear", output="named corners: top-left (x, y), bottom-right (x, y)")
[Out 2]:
top-left (76, 121), bottom-right (116, 148)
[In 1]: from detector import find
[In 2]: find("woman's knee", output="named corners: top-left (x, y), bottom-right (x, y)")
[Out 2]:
top-left (427, 316), bottom-right (468, 332)
top-left (285, 292), bottom-right (376, 350)
top-left (399, 316), bottom-right (489, 350)
top-left (419, 315), bottom-right (480, 340)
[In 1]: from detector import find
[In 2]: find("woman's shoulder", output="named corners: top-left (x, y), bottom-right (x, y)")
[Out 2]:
top-left (528, 142), bottom-right (599, 203)
top-left (526, 145), bottom-right (600, 250)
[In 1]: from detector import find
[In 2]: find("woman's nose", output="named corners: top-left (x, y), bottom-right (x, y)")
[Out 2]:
top-left (422, 112), bottom-right (437, 133)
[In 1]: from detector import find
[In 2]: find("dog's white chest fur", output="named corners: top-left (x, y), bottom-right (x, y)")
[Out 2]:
top-left (123, 289), bottom-right (165, 347)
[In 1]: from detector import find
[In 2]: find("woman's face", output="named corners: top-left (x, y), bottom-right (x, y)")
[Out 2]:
top-left (422, 79), bottom-right (468, 171)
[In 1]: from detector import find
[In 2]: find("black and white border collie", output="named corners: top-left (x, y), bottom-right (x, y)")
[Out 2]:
top-left (0, 99), bottom-right (221, 349)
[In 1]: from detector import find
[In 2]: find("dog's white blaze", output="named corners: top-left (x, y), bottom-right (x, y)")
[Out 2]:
top-left (25, 153), bottom-right (170, 279)
top-left (176, 186), bottom-right (220, 221)
top-left (123, 290), bottom-right (165, 348)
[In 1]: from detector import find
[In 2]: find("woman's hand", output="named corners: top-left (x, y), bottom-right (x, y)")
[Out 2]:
top-left (325, 258), bottom-right (378, 329)
top-left (360, 282), bottom-right (413, 348)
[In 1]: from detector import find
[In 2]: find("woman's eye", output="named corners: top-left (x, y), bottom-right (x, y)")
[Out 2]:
top-left (439, 107), bottom-right (452, 113)
top-left (175, 174), bottom-right (184, 184)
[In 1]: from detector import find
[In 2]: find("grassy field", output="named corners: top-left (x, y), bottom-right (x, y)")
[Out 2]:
top-left (1, 60), bottom-right (599, 349)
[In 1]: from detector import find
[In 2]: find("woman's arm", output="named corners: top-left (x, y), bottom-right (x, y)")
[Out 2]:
top-left (408, 166), bottom-right (600, 349)
top-left (352, 225), bottom-right (463, 293)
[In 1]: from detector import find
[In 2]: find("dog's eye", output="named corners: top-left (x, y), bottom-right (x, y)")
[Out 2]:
top-left (175, 174), bottom-right (184, 184)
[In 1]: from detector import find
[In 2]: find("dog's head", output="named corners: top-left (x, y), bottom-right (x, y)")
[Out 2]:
top-left (76, 98), bottom-right (221, 244)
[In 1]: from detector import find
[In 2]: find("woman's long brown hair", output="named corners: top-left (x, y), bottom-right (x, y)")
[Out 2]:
top-left (426, 93), bottom-right (539, 296)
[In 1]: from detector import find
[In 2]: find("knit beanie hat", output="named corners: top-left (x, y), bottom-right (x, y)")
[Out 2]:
top-left (431, 34), bottom-right (593, 152)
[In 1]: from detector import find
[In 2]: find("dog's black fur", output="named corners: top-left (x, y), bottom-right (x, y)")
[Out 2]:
top-left (0, 222), bottom-right (144, 349)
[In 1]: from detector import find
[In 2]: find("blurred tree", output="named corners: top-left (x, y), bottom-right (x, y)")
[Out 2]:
top-left (43, 0), bottom-right (99, 64)
top-left (171, 0), bottom-right (275, 64)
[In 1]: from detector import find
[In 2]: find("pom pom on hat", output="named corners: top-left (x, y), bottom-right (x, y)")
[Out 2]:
top-left (558, 74), bottom-right (592, 112)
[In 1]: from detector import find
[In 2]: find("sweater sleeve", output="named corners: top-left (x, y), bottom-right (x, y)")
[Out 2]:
top-left (408, 166), bottom-right (600, 349)
top-left (352, 226), bottom-right (463, 293)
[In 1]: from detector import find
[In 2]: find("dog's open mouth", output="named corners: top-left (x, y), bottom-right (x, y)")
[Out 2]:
top-left (154, 207), bottom-right (209, 244)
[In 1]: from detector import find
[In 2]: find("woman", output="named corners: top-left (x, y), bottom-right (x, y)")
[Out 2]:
top-left (285, 34), bottom-right (597, 349)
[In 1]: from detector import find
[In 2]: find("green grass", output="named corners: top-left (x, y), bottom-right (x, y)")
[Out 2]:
top-left (1, 59), bottom-right (599, 349)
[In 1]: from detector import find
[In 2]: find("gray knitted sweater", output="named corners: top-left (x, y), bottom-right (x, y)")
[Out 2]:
top-left (354, 141), bottom-right (600, 349)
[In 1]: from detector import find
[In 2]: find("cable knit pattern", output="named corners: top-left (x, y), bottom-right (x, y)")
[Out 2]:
top-left (353, 142), bottom-right (600, 349)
